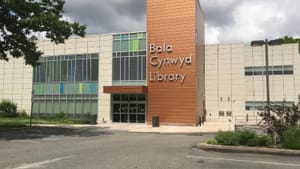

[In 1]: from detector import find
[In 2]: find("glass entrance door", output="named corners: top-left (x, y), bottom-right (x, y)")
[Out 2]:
top-left (112, 94), bottom-right (146, 123)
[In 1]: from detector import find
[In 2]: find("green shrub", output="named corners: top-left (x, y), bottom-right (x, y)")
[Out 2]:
top-left (247, 135), bottom-right (273, 147)
top-left (214, 131), bottom-right (240, 146)
top-left (18, 109), bottom-right (29, 118)
top-left (54, 112), bottom-right (65, 119)
top-left (207, 138), bottom-right (218, 145)
top-left (237, 130), bottom-right (256, 145)
top-left (0, 100), bottom-right (17, 117)
top-left (282, 127), bottom-right (300, 150)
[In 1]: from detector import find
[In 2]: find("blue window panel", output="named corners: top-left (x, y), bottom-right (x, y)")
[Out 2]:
top-left (90, 83), bottom-right (95, 94)
top-left (121, 34), bottom-right (128, 40)
top-left (60, 83), bottom-right (64, 94)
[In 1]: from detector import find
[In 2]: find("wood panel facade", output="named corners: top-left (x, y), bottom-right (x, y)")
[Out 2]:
top-left (147, 0), bottom-right (205, 125)
top-left (103, 86), bottom-right (147, 94)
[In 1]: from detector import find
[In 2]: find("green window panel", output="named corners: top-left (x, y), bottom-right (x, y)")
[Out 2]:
top-left (130, 40), bottom-right (138, 51)
top-left (39, 84), bottom-right (44, 94)
top-left (137, 32), bottom-right (144, 38)
top-left (79, 83), bottom-right (83, 94)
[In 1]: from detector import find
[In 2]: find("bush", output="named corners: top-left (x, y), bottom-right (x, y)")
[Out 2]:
top-left (237, 130), bottom-right (256, 145)
top-left (207, 138), bottom-right (218, 145)
top-left (214, 131), bottom-right (240, 146)
top-left (247, 135), bottom-right (273, 147)
top-left (18, 109), bottom-right (29, 118)
top-left (54, 112), bottom-right (65, 119)
top-left (214, 130), bottom-right (273, 147)
top-left (0, 100), bottom-right (17, 117)
top-left (282, 127), bottom-right (300, 150)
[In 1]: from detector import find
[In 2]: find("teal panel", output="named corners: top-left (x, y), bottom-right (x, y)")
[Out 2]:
top-left (121, 34), bottom-right (128, 40)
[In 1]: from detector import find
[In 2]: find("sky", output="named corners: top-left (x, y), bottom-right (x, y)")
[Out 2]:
top-left (63, 0), bottom-right (300, 44)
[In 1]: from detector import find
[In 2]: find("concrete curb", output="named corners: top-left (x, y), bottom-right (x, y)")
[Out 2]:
top-left (196, 143), bottom-right (300, 156)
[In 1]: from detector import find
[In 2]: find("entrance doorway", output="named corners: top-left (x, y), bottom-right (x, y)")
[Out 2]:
top-left (112, 94), bottom-right (146, 123)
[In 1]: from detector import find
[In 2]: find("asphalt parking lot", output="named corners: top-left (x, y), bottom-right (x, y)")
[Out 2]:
top-left (0, 127), bottom-right (299, 169)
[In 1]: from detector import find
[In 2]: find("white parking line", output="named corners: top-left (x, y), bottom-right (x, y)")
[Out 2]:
top-left (11, 140), bottom-right (41, 144)
top-left (7, 156), bottom-right (74, 169)
top-left (186, 155), bottom-right (300, 167)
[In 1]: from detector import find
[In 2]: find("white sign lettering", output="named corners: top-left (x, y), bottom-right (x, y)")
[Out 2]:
top-left (149, 42), bottom-right (192, 85)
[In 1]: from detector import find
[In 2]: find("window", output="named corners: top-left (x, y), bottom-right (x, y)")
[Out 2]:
top-left (219, 111), bottom-right (225, 116)
top-left (245, 65), bottom-right (293, 76)
top-left (112, 32), bottom-right (146, 84)
top-left (245, 101), bottom-right (294, 111)
top-left (226, 111), bottom-right (232, 117)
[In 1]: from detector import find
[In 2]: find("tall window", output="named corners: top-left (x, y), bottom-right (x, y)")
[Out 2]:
top-left (112, 32), bottom-right (146, 86)
top-left (32, 54), bottom-right (99, 118)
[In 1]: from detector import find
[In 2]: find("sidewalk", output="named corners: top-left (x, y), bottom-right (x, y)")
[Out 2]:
top-left (95, 121), bottom-right (233, 134)
top-left (33, 121), bottom-right (233, 134)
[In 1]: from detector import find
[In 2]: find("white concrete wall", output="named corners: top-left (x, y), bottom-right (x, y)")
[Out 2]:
top-left (205, 43), bottom-right (300, 124)
top-left (205, 44), bottom-right (245, 122)
top-left (98, 35), bottom-right (113, 123)
top-left (0, 57), bottom-right (33, 113)
top-left (245, 43), bottom-right (300, 116)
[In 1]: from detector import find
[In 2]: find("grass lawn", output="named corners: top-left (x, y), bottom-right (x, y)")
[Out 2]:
top-left (0, 117), bottom-right (90, 129)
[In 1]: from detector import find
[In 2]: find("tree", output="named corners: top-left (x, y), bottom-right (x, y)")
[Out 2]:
top-left (0, 0), bottom-right (86, 66)
top-left (259, 97), bottom-right (300, 143)
top-left (276, 36), bottom-right (300, 44)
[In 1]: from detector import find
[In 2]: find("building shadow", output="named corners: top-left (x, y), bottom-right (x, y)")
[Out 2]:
top-left (0, 126), bottom-right (113, 141)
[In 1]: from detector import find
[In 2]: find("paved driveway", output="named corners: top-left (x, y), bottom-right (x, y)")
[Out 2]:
top-left (0, 127), bottom-right (299, 169)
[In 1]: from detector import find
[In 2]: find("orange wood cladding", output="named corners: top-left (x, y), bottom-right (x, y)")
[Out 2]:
top-left (103, 86), bottom-right (147, 94)
top-left (147, 0), bottom-right (202, 125)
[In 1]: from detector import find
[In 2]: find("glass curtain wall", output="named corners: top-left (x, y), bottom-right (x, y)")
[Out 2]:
top-left (112, 32), bottom-right (147, 86)
top-left (32, 54), bottom-right (99, 118)
top-left (112, 94), bottom-right (146, 123)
